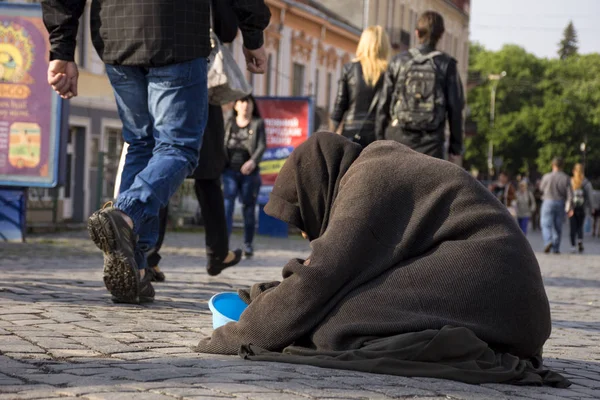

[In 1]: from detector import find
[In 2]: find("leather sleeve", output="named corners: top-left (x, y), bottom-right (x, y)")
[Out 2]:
top-left (250, 119), bottom-right (267, 164)
top-left (445, 59), bottom-right (465, 156)
top-left (375, 60), bottom-right (398, 140)
top-left (330, 64), bottom-right (351, 130)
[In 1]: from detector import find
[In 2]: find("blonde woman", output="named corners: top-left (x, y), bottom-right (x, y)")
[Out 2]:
top-left (566, 163), bottom-right (594, 253)
top-left (330, 26), bottom-right (390, 147)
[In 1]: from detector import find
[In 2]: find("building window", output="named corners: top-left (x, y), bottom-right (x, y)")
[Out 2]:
top-left (103, 128), bottom-right (124, 201)
top-left (326, 72), bottom-right (333, 110)
top-left (292, 63), bottom-right (305, 96)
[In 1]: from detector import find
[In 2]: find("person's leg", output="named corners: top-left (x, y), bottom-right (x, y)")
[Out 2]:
top-left (576, 210), bottom-right (585, 252)
top-left (519, 217), bottom-right (529, 235)
top-left (569, 215), bottom-right (577, 248)
top-left (241, 171), bottom-right (261, 252)
top-left (194, 178), bottom-right (229, 260)
top-left (116, 58), bottom-right (208, 257)
top-left (88, 64), bottom-right (155, 303)
top-left (540, 201), bottom-right (553, 252)
top-left (552, 201), bottom-right (565, 253)
top-left (147, 205), bottom-right (168, 282)
top-left (222, 169), bottom-right (239, 239)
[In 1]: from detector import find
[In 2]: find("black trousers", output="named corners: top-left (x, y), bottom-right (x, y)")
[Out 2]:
top-left (146, 177), bottom-right (229, 267)
top-left (569, 208), bottom-right (585, 246)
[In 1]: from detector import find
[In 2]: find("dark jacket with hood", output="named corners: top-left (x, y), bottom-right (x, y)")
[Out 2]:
top-left (330, 62), bottom-right (383, 147)
top-left (196, 132), bottom-right (567, 387)
top-left (375, 44), bottom-right (464, 158)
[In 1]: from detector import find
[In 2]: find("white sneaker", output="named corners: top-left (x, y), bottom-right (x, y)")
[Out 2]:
top-left (570, 246), bottom-right (577, 254)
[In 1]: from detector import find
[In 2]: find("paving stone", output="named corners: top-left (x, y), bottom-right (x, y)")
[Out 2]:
top-left (82, 392), bottom-right (175, 400)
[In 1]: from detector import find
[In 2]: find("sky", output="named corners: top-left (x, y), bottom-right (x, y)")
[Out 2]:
top-left (470, 0), bottom-right (600, 59)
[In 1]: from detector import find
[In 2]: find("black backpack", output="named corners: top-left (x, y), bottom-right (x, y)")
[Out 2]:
top-left (391, 48), bottom-right (446, 132)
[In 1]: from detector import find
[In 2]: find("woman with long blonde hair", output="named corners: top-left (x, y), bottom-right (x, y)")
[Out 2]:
top-left (567, 163), bottom-right (594, 253)
top-left (330, 26), bottom-right (390, 147)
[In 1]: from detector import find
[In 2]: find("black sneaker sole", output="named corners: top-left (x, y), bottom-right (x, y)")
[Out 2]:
top-left (88, 210), bottom-right (140, 304)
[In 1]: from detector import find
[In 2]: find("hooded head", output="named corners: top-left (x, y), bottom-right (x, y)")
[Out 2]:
top-left (264, 132), bottom-right (362, 241)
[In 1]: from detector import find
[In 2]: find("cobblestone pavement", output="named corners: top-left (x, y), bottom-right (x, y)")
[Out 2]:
top-left (0, 228), bottom-right (599, 400)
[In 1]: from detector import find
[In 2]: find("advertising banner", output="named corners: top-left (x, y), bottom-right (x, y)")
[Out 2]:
top-left (0, 3), bottom-right (64, 188)
top-left (254, 97), bottom-right (313, 188)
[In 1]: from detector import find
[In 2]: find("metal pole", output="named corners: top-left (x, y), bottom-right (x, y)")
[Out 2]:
top-left (363, 0), bottom-right (370, 29)
top-left (487, 72), bottom-right (506, 181)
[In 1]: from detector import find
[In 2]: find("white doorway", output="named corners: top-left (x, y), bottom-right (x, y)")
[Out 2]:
top-left (61, 127), bottom-right (78, 220)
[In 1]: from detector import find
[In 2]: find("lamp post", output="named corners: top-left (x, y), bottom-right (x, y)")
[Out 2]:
top-left (580, 138), bottom-right (588, 169)
top-left (488, 71), bottom-right (507, 180)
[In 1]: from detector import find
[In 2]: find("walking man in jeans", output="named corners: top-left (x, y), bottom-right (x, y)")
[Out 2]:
top-left (540, 157), bottom-right (571, 254)
top-left (41, 0), bottom-right (271, 304)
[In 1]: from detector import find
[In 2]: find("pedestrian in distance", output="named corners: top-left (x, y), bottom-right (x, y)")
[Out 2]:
top-left (539, 157), bottom-right (571, 254)
top-left (516, 180), bottom-right (536, 235)
top-left (223, 95), bottom-right (266, 258)
top-left (330, 26), bottom-right (390, 148)
top-left (376, 11), bottom-right (464, 162)
top-left (566, 163), bottom-right (594, 253)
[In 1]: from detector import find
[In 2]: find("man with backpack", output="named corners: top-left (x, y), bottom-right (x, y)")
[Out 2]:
top-left (375, 11), bottom-right (464, 162)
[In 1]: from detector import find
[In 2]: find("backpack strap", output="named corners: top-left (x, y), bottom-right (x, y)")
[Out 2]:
top-left (409, 48), bottom-right (443, 63)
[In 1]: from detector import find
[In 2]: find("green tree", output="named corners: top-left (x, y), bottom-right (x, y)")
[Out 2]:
top-left (465, 43), bottom-right (600, 183)
top-left (558, 21), bottom-right (578, 60)
top-left (465, 43), bottom-right (545, 177)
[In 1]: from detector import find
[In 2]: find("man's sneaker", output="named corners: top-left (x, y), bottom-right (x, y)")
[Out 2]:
top-left (543, 243), bottom-right (552, 254)
top-left (244, 243), bottom-right (254, 258)
top-left (206, 249), bottom-right (243, 276)
top-left (88, 204), bottom-right (141, 304)
top-left (570, 246), bottom-right (577, 254)
top-left (578, 241), bottom-right (584, 253)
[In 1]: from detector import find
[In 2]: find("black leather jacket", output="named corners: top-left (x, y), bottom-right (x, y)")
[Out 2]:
top-left (330, 62), bottom-right (383, 133)
top-left (375, 45), bottom-right (464, 157)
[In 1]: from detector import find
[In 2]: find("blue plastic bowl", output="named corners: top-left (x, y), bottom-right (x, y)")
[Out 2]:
top-left (208, 292), bottom-right (248, 329)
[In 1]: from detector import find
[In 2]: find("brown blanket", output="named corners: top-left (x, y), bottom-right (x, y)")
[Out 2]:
top-left (196, 132), bottom-right (568, 387)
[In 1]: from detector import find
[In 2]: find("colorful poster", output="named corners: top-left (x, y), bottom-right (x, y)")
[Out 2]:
top-left (254, 97), bottom-right (313, 187)
top-left (0, 4), bottom-right (63, 188)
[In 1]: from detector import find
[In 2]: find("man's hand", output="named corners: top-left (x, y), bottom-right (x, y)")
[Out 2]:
top-left (47, 60), bottom-right (79, 99)
top-left (243, 46), bottom-right (267, 74)
top-left (449, 154), bottom-right (463, 167)
top-left (568, 210), bottom-right (574, 218)
top-left (241, 160), bottom-right (257, 175)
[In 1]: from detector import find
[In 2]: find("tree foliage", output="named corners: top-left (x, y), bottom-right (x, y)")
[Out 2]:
top-left (466, 43), bottom-right (600, 183)
top-left (558, 21), bottom-right (579, 60)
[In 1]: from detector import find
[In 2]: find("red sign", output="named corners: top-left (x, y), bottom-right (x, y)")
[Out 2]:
top-left (254, 97), bottom-right (313, 186)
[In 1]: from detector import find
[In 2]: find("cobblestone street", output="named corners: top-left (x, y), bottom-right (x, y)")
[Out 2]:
top-left (0, 229), bottom-right (599, 400)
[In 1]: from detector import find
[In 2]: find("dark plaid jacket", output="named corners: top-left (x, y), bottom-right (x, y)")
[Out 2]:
top-left (41, 0), bottom-right (271, 67)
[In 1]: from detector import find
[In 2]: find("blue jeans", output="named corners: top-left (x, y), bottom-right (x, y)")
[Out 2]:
top-left (517, 217), bottom-right (529, 235)
top-left (223, 169), bottom-right (261, 245)
top-left (541, 200), bottom-right (565, 253)
top-left (106, 58), bottom-right (208, 268)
